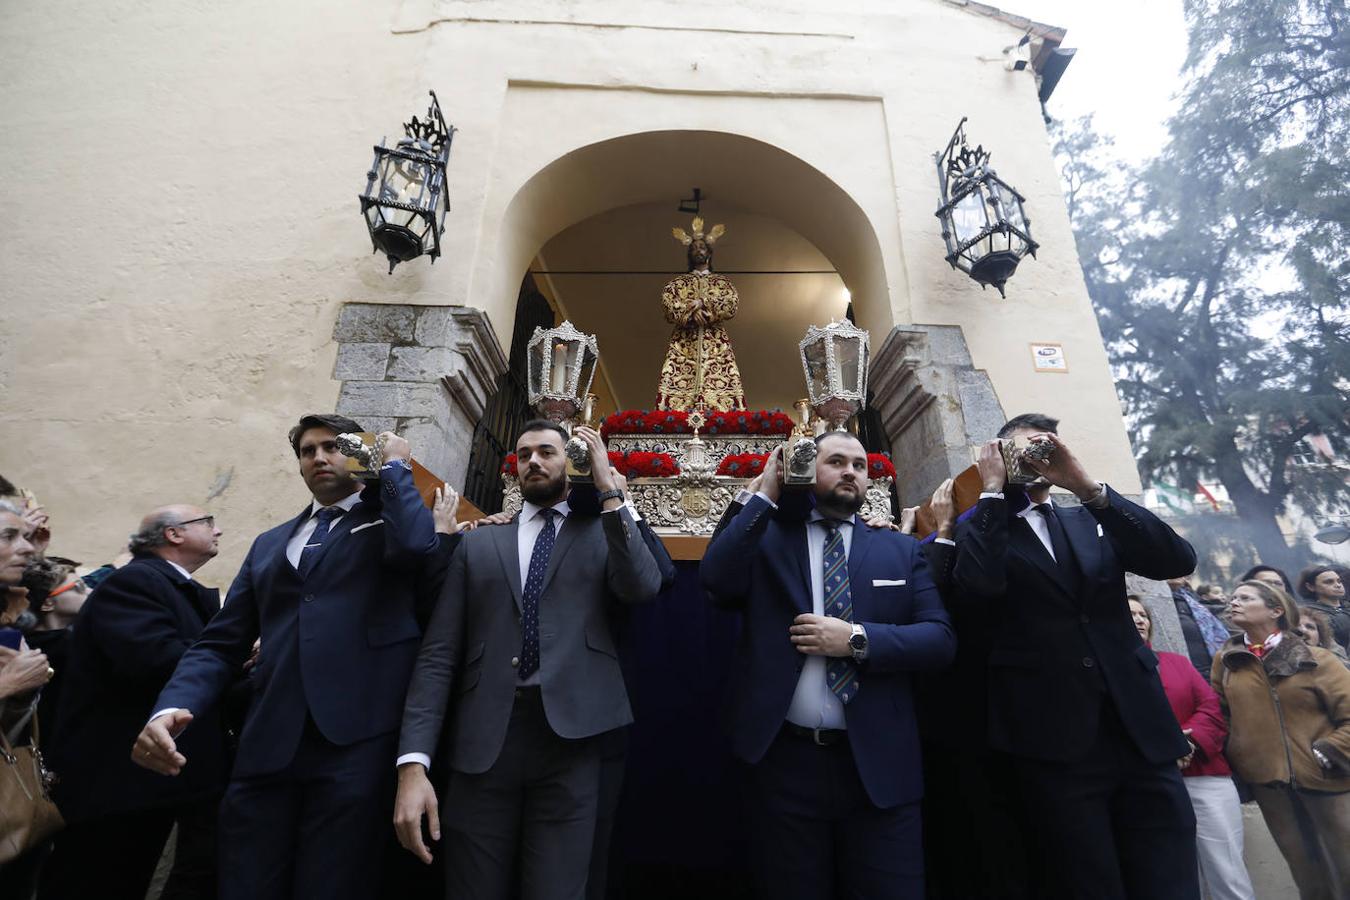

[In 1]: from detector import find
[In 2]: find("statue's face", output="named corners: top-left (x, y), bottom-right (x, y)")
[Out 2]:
top-left (689, 239), bottom-right (711, 268)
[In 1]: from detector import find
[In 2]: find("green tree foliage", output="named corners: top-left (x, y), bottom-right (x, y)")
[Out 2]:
top-left (1055, 0), bottom-right (1349, 572)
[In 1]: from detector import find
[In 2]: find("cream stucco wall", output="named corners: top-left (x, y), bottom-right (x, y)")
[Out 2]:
top-left (1, 0), bottom-right (1138, 585)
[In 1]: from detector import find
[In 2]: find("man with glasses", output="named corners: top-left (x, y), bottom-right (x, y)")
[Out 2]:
top-left (43, 505), bottom-right (230, 900)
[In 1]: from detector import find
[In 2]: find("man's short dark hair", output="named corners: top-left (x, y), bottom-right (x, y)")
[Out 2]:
top-left (814, 431), bottom-right (866, 452)
top-left (288, 414), bottom-right (365, 457)
top-left (516, 419), bottom-right (570, 447)
top-left (997, 413), bottom-right (1060, 439)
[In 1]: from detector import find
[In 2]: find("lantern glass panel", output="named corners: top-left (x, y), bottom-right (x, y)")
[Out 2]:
top-left (836, 337), bottom-right (861, 394)
top-left (380, 151), bottom-right (432, 210)
top-left (548, 340), bottom-right (578, 394)
top-left (528, 339), bottom-right (547, 396)
top-left (952, 190), bottom-right (988, 243)
top-left (803, 339), bottom-right (830, 400)
top-left (577, 343), bottom-right (598, 397)
top-left (996, 183), bottom-right (1025, 233)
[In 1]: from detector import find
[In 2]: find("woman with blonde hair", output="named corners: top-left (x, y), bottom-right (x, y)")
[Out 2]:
top-left (1212, 580), bottom-right (1350, 899)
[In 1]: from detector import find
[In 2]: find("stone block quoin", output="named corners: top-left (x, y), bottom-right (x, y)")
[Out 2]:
top-left (332, 303), bottom-right (507, 487)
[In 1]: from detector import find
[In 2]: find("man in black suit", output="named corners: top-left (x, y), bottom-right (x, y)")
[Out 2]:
top-left (954, 413), bottom-right (1199, 900)
top-left (134, 414), bottom-right (449, 900)
top-left (43, 505), bottom-right (229, 900)
top-left (393, 420), bottom-right (661, 900)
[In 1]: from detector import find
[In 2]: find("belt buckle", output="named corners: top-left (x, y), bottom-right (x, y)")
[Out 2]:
top-left (811, 727), bottom-right (827, 746)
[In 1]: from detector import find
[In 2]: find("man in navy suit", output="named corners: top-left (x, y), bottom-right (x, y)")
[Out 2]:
top-left (133, 414), bottom-right (447, 900)
top-left (700, 432), bottom-right (955, 899)
top-left (42, 505), bottom-right (229, 900)
top-left (954, 413), bottom-right (1199, 900)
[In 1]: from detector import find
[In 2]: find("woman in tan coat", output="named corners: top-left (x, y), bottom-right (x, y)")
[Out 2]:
top-left (1212, 579), bottom-right (1350, 900)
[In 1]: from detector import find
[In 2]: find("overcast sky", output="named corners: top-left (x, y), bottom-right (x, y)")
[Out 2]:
top-left (1010, 0), bottom-right (1189, 163)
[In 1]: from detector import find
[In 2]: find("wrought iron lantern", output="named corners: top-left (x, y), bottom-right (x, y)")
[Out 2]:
top-left (526, 320), bottom-right (599, 422)
top-left (799, 319), bottom-right (870, 430)
top-left (359, 91), bottom-right (456, 274)
top-left (934, 117), bottom-right (1038, 297)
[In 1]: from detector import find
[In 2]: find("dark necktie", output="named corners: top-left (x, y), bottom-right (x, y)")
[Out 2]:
top-left (822, 521), bottom-right (859, 704)
top-left (519, 508), bottom-right (558, 680)
top-left (1034, 503), bottom-right (1072, 564)
top-left (298, 506), bottom-right (341, 578)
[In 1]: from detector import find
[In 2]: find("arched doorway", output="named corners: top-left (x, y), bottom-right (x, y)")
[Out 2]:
top-left (485, 128), bottom-right (895, 346)
top-left (465, 129), bottom-right (898, 510)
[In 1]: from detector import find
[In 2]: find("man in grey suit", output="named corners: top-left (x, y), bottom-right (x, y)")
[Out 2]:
top-left (393, 419), bottom-right (662, 900)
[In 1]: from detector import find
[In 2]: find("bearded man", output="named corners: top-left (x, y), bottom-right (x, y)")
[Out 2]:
top-left (700, 431), bottom-right (955, 899)
top-left (393, 420), bottom-right (662, 900)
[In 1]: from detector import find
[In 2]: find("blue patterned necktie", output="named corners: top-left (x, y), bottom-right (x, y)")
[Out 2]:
top-left (519, 508), bottom-right (558, 680)
top-left (822, 521), bottom-right (859, 704)
top-left (298, 506), bottom-right (341, 577)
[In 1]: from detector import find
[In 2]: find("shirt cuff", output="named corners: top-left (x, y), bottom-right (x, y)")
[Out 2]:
top-left (733, 489), bottom-right (755, 506)
top-left (933, 537), bottom-right (955, 546)
top-left (754, 491), bottom-right (779, 509)
top-left (624, 499), bottom-right (642, 521)
top-left (979, 492), bottom-right (1005, 500)
top-left (148, 707), bottom-right (180, 724)
top-left (381, 459), bottom-right (412, 471)
top-left (397, 752), bottom-right (432, 771)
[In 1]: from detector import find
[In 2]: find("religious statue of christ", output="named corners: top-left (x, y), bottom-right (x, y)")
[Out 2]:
top-left (655, 217), bottom-right (747, 412)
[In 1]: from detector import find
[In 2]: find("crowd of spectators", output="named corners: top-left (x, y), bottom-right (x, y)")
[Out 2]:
top-left (1, 453), bottom-right (1349, 900)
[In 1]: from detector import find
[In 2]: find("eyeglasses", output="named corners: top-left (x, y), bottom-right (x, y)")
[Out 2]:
top-left (173, 516), bottom-right (215, 529)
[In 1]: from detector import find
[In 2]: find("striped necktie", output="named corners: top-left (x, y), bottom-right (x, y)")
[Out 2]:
top-left (822, 520), bottom-right (859, 704)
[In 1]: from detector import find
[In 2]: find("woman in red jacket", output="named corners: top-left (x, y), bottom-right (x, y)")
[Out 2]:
top-left (1129, 596), bottom-right (1256, 900)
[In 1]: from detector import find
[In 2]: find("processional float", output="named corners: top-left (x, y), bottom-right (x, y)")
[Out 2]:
top-left (498, 217), bottom-right (895, 535)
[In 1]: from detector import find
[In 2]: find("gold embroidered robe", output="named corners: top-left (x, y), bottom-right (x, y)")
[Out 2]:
top-left (655, 271), bottom-right (746, 412)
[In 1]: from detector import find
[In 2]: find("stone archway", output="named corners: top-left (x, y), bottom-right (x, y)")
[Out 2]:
top-left (488, 129), bottom-right (895, 345)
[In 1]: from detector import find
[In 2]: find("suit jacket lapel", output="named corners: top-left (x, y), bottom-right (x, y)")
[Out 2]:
top-left (539, 515), bottom-right (582, 596)
top-left (298, 502), bottom-right (373, 577)
top-left (1059, 507), bottom-right (1101, 586)
top-left (261, 506), bottom-right (317, 582)
top-left (846, 515), bottom-right (873, 580)
top-left (492, 518), bottom-right (524, 613)
top-left (186, 582), bottom-right (220, 625)
top-left (789, 523), bottom-right (813, 614)
top-left (1009, 516), bottom-right (1075, 598)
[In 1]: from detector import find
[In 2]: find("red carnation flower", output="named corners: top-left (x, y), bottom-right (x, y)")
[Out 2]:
top-left (867, 453), bottom-right (896, 480)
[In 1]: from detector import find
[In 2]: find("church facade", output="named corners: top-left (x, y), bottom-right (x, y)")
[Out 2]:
top-left (1, 0), bottom-right (1132, 579)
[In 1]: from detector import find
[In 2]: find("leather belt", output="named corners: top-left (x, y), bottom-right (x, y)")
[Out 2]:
top-left (783, 722), bottom-right (847, 747)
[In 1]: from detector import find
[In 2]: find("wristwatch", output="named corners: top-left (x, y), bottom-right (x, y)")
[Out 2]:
top-left (596, 488), bottom-right (625, 505)
top-left (848, 623), bottom-right (868, 662)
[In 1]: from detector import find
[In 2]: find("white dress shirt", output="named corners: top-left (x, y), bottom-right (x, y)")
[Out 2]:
top-left (1017, 502), bottom-right (1057, 561)
top-left (165, 560), bottom-right (193, 581)
top-left (785, 511), bottom-right (855, 731)
top-left (284, 490), bottom-right (364, 569)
